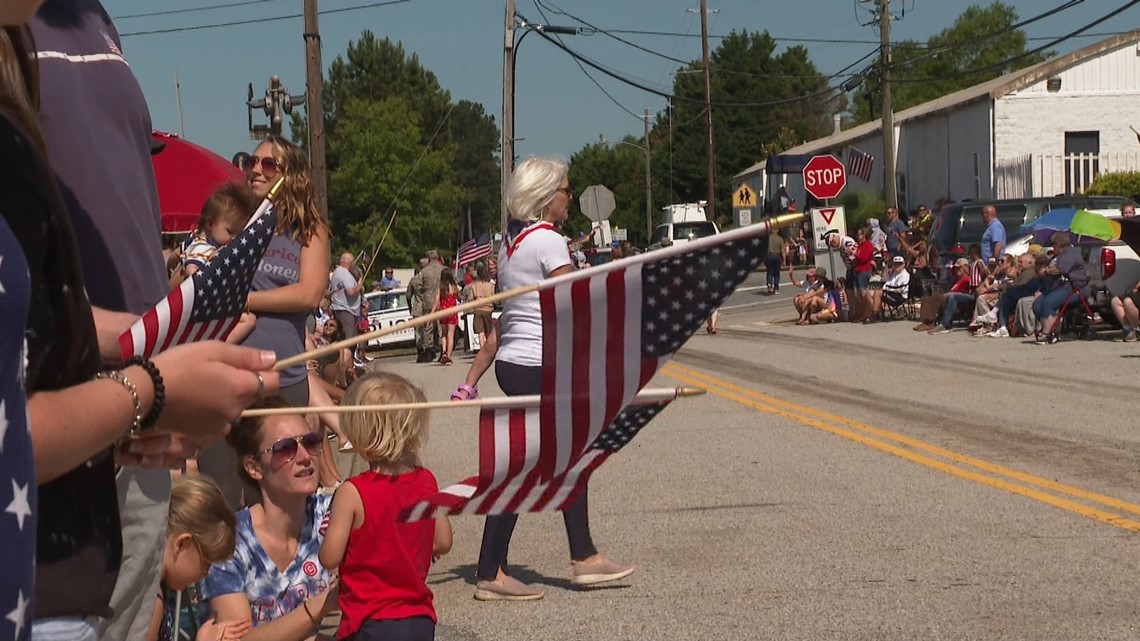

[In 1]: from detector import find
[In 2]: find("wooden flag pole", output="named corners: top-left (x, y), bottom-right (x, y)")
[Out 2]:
top-left (359, 210), bottom-right (398, 285)
top-left (275, 212), bottom-right (806, 372)
top-left (241, 386), bottom-right (706, 417)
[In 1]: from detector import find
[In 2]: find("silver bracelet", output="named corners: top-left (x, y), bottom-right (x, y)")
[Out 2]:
top-left (96, 370), bottom-right (143, 438)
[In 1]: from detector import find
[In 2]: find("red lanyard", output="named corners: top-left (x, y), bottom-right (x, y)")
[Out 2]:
top-left (506, 221), bottom-right (556, 258)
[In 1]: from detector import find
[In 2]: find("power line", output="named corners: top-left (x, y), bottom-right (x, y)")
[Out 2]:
top-left (118, 0), bottom-right (411, 38)
top-left (892, 0), bottom-right (1140, 84)
top-left (114, 0), bottom-right (286, 21)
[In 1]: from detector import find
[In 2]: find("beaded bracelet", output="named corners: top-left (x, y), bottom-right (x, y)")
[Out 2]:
top-left (96, 370), bottom-right (142, 438)
top-left (124, 355), bottom-right (165, 430)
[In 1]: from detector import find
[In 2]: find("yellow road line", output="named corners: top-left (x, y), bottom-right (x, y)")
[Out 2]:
top-left (661, 362), bottom-right (1140, 533)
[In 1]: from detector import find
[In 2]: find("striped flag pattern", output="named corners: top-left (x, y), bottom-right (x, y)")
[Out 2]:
top-left (404, 400), bottom-right (671, 521)
top-left (118, 200), bottom-right (277, 359)
top-left (848, 146), bottom-right (875, 182)
top-left (456, 232), bottom-right (492, 269)
top-left (404, 228), bottom-right (766, 520)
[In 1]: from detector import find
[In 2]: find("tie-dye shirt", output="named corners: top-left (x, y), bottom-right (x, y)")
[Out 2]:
top-left (200, 494), bottom-right (332, 627)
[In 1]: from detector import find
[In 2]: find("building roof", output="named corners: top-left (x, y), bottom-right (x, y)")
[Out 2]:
top-left (735, 29), bottom-right (1140, 179)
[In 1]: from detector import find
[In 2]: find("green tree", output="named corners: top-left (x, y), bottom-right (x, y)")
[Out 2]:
top-left (566, 138), bottom-right (651, 244)
top-left (657, 31), bottom-right (833, 227)
top-left (292, 31), bottom-right (501, 261)
top-left (327, 98), bottom-right (462, 267)
top-left (851, 2), bottom-right (1049, 123)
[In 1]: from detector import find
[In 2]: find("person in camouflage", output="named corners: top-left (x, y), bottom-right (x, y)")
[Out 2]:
top-left (409, 251), bottom-right (444, 362)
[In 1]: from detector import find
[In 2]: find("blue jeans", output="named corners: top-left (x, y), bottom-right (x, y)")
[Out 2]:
top-left (350, 616), bottom-right (435, 641)
top-left (1032, 287), bottom-right (1073, 329)
top-left (939, 292), bottom-right (975, 329)
top-left (765, 255), bottom-right (782, 290)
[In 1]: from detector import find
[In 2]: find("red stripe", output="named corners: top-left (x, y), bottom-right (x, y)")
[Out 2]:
top-left (639, 356), bottom-right (658, 390)
top-left (568, 278), bottom-right (593, 462)
top-left (538, 288), bottom-right (558, 476)
top-left (474, 408), bottom-right (498, 492)
top-left (142, 288), bottom-right (177, 357)
top-left (552, 452), bottom-right (609, 511)
top-left (604, 269), bottom-right (627, 430)
top-left (500, 464), bottom-right (546, 514)
top-left (118, 327), bottom-right (137, 360)
top-left (210, 317), bottom-right (242, 343)
top-left (156, 286), bottom-right (188, 354)
top-left (475, 408), bottom-right (530, 513)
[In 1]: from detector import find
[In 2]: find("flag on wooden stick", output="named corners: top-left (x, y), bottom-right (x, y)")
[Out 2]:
top-left (118, 191), bottom-right (279, 359)
top-left (402, 220), bottom-right (778, 520)
top-left (404, 399), bottom-right (672, 521)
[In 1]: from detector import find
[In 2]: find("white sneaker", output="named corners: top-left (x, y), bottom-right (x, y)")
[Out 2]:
top-left (987, 326), bottom-right (1009, 338)
top-left (978, 309), bottom-right (998, 324)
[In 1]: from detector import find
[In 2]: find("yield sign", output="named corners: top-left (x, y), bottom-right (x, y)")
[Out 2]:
top-left (810, 206), bottom-right (847, 252)
top-left (819, 208), bottom-right (837, 225)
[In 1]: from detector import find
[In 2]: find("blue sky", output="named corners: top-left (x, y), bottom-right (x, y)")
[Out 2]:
top-left (103, 0), bottom-right (1139, 164)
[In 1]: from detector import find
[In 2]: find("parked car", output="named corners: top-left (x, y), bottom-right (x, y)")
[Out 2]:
top-left (364, 290), bottom-right (415, 348)
top-left (648, 220), bottom-right (720, 250)
top-left (928, 196), bottom-right (1127, 254)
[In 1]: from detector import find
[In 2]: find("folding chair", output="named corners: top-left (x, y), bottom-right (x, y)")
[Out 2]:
top-left (1046, 286), bottom-right (1097, 340)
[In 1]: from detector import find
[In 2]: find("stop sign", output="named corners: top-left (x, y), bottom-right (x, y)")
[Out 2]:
top-left (803, 154), bottom-right (846, 200)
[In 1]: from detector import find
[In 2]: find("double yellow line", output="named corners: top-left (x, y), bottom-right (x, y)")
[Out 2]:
top-left (662, 361), bottom-right (1140, 533)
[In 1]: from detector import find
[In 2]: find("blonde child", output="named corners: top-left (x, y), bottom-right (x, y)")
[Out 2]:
top-left (179, 182), bottom-right (258, 281)
top-left (148, 477), bottom-right (251, 641)
top-left (319, 372), bottom-right (453, 641)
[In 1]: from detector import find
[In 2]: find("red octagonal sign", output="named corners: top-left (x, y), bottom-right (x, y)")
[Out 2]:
top-left (803, 154), bottom-right (846, 201)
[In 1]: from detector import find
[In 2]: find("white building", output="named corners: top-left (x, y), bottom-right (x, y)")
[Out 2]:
top-left (733, 31), bottom-right (1140, 214)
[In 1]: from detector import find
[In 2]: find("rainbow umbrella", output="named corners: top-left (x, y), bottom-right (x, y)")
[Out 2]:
top-left (1021, 208), bottom-right (1120, 242)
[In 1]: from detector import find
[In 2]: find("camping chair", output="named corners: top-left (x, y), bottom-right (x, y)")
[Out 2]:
top-left (878, 285), bottom-right (912, 321)
top-left (1046, 285), bottom-right (1097, 341)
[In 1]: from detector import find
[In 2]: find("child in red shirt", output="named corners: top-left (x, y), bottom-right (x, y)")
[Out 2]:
top-left (320, 372), bottom-right (453, 641)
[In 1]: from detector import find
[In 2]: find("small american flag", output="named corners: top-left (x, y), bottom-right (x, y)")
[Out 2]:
top-left (118, 200), bottom-right (277, 359)
top-left (404, 400), bottom-right (671, 521)
top-left (456, 232), bottom-right (492, 269)
top-left (404, 225), bottom-right (767, 520)
top-left (848, 146), bottom-right (875, 182)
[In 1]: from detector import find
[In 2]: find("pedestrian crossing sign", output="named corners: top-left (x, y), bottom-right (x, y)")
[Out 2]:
top-left (732, 183), bottom-right (756, 208)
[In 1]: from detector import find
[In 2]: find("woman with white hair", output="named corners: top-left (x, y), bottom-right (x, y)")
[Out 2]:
top-left (472, 156), bottom-right (634, 602)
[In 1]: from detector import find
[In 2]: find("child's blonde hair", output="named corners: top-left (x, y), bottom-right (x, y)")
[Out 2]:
top-left (342, 372), bottom-right (429, 466)
top-left (197, 182), bottom-right (257, 236)
top-left (168, 477), bottom-right (237, 565)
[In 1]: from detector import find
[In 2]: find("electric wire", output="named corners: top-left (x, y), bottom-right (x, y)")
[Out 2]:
top-left (118, 0), bottom-right (411, 38)
top-left (114, 0), bottom-right (286, 21)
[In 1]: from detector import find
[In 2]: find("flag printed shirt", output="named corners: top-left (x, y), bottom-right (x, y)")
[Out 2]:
top-left (241, 232), bottom-right (309, 387)
top-left (0, 218), bottom-right (33, 641)
top-left (201, 494), bottom-right (332, 627)
top-left (496, 222), bottom-right (572, 367)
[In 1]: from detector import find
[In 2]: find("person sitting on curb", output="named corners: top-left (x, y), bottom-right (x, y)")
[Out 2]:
top-left (790, 265), bottom-right (829, 325)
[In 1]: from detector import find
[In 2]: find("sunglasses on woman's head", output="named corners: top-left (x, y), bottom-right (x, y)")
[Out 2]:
top-left (242, 155), bottom-right (279, 175)
top-left (257, 432), bottom-right (323, 466)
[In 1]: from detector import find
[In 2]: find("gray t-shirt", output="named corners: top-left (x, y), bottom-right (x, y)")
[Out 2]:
top-left (33, 1), bottom-right (167, 315)
top-left (242, 232), bottom-right (308, 387)
top-left (329, 265), bottom-right (360, 313)
top-left (1054, 246), bottom-right (1089, 290)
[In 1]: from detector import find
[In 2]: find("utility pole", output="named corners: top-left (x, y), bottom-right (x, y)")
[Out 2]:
top-left (501, 0), bottom-right (516, 235)
top-left (879, 0), bottom-right (897, 209)
top-left (304, 0), bottom-right (328, 220)
top-left (644, 108), bottom-right (653, 242)
top-left (699, 0), bottom-right (716, 222)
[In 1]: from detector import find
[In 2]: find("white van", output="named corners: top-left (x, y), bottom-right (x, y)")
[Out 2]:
top-left (648, 220), bottom-right (720, 250)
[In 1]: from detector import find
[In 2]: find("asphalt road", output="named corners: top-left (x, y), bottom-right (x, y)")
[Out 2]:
top-left (339, 269), bottom-right (1140, 640)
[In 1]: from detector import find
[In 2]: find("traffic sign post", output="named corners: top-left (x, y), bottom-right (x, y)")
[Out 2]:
top-left (803, 154), bottom-right (846, 201)
top-left (811, 205), bottom-right (847, 285)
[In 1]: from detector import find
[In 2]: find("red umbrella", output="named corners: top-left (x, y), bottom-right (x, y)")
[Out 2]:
top-left (150, 131), bottom-right (245, 233)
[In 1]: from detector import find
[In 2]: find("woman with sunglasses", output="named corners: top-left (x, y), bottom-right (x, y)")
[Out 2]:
top-left (472, 156), bottom-right (633, 602)
top-left (200, 398), bottom-right (337, 640)
top-left (199, 136), bottom-right (334, 508)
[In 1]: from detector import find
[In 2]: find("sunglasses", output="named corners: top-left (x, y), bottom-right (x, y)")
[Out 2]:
top-left (555, 186), bottom-right (574, 198)
top-left (256, 432), bottom-right (323, 466)
top-left (242, 155), bottom-right (279, 175)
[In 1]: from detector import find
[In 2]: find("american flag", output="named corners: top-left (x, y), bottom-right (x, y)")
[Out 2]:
top-left (848, 146), bottom-right (875, 182)
top-left (456, 232), bottom-right (492, 269)
top-left (118, 200), bottom-right (277, 359)
top-left (403, 225), bottom-right (767, 520)
top-left (404, 400), bottom-right (671, 521)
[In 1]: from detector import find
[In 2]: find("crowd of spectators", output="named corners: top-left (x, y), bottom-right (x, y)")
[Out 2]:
top-left (785, 201), bottom-right (1140, 346)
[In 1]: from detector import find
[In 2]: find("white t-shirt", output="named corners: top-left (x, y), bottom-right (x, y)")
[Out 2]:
top-left (883, 267), bottom-right (911, 293)
top-left (495, 224), bottom-right (572, 367)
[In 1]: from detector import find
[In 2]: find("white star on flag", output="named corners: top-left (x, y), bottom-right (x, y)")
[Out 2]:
top-left (6, 480), bottom-right (30, 531)
top-left (6, 590), bottom-right (26, 639)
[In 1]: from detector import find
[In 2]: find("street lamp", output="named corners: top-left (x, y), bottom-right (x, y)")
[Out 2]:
top-left (501, 4), bottom-right (581, 232)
